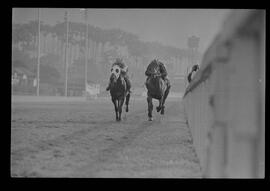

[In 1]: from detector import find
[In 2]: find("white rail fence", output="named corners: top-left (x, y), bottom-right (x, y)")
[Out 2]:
top-left (182, 10), bottom-right (265, 178)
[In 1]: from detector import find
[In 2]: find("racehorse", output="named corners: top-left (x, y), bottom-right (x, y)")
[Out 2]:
top-left (145, 67), bottom-right (170, 121)
top-left (109, 65), bottom-right (130, 121)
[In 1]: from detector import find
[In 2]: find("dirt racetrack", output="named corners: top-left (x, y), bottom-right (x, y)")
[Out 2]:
top-left (11, 96), bottom-right (202, 178)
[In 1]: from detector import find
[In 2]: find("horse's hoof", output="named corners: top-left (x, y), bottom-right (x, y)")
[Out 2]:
top-left (161, 111), bottom-right (164, 115)
top-left (148, 117), bottom-right (153, 121)
top-left (156, 107), bottom-right (161, 112)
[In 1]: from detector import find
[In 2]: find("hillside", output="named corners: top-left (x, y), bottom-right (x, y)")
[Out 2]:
top-left (12, 21), bottom-right (201, 92)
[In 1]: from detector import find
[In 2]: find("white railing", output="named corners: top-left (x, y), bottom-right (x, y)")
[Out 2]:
top-left (182, 10), bottom-right (265, 178)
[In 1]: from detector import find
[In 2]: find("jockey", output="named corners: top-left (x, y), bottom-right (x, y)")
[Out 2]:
top-left (106, 58), bottom-right (131, 93)
top-left (187, 64), bottom-right (199, 83)
top-left (145, 59), bottom-right (171, 88)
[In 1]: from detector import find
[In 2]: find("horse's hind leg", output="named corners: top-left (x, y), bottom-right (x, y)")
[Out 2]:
top-left (147, 96), bottom-right (153, 121)
top-left (125, 93), bottom-right (130, 112)
top-left (160, 104), bottom-right (165, 115)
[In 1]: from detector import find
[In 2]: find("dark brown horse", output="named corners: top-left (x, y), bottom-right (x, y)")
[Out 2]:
top-left (109, 65), bottom-right (130, 121)
top-left (145, 68), bottom-right (170, 121)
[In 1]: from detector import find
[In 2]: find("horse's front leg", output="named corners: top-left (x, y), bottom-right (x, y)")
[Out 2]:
top-left (162, 85), bottom-right (170, 106)
top-left (160, 99), bottom-right (165, 115)
top-left (160, 85), bottom-right (170, 115)
top-left (118, 98), bottom-right (125, 121)
top-left (147, 95), bottom-right (153, 121)
top-left (156, 99), bottom-right (162, 112)
top-left (112, 99), bottom-right (119, 121)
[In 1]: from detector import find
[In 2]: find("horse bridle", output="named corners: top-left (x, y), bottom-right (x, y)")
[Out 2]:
top-left (111, 65), bottom-right (122, 81)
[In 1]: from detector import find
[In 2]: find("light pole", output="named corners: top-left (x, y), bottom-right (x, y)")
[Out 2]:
top-left (37, 8), bottom-right (41, 96)
top-left (64, 10), bottom-right (69, 97)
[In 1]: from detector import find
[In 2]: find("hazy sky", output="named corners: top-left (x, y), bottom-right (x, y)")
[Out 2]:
top-left (12, 8), bottom-right (231, 53)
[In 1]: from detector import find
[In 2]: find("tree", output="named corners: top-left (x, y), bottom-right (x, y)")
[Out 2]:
top-left (40, 63), bottom-right (60, 84)
top-left (12, 60), bottom-right (27, 69)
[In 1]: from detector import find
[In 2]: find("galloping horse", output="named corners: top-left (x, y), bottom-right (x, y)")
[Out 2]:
top-left (145, 67), bottom-right (170, 121)
top-left (109, 65), bottom-right (130, 121)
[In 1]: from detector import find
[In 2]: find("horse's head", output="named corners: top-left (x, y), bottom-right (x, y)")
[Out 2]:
top-left (110, 65), bottom-right (121, 84)
top-left (145, 64), bottom-right (165, 97)
top-left (150, 67), bottom-right (161, 78)
top-left (147, 60), bottom-right (161, 78)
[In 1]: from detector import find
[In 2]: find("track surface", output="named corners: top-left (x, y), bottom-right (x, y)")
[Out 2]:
top-left (11, 96), bottom-right (201, 178)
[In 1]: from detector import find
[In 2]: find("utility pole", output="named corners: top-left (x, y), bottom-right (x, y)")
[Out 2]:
top-left (12, 9), bottom-right (14, 95)
top-left (84, 9), bottom-right (88, 94)
top-left (37, 8), bottom-right (41, 96)
top-left (188, 35), bottom-right (200, 67)
top-left (64, 10), bottom-right (69, 97)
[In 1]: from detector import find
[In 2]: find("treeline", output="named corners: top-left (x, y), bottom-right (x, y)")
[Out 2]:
top-left (12, 20), bottom-right (187, 87)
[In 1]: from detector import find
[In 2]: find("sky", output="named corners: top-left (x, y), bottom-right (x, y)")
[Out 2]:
top-left (12, 8), bottom-right (231, 53)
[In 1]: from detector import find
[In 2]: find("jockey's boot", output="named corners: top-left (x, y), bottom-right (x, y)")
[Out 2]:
top-left (106, 83), bottom-right (111, 91)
